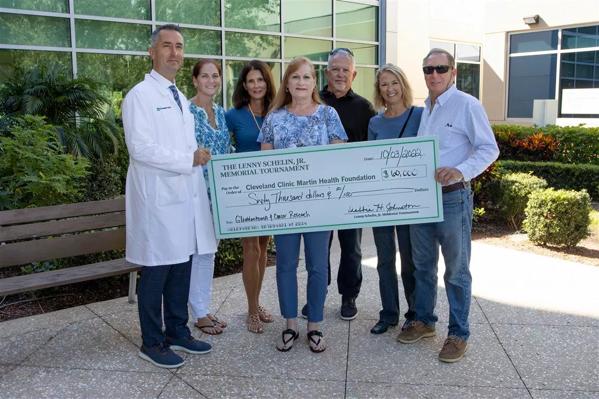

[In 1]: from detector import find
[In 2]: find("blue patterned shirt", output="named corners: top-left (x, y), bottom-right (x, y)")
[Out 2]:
top-left (189, 102), bottom-right (232, 155)
top-left (258, 104), bottom-right (347, 149)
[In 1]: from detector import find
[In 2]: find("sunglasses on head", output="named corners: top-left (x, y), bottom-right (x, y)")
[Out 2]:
top-left (329, 47), bottom-right (354, 57)
top-left (422, 65), bottom-right (452, 75)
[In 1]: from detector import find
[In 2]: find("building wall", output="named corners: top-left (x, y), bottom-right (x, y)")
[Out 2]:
top-left (386, 0), bottom-right (599, 124)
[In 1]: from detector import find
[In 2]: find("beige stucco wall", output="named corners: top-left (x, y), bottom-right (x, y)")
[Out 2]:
top-left (386, 0), bottom-right (599, 123)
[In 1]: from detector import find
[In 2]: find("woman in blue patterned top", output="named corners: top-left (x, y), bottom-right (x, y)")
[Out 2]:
top-left (258, 57), bottom-right (348, 353)
top-left (188, 59), bottom-right (231, 336)
top-left (225, 60), bottom-right (277, 334)
top-left (367, 64), bottom-right (423, 337)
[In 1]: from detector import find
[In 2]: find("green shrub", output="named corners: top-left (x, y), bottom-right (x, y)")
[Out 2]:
top-left (214, 239), bottom-right (244, 277)
top-left (0, 63), bottom-right (121, 160)
top-left (493, 124), bottom-right (599, 165)
top-left (497, 172), bottom-right (547, 229)
top-left (0, 115), bottom-right (89, 210)
top-left (523, 188), bottom-right (591, 247)
top-left (83, 126), bottom-right (129, 201)
top-left (497, 160), bottom-right (599, 200)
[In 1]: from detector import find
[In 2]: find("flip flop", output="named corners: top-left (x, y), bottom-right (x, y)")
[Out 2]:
top-left (247, 313), bottom-right (264, 334)
top-left (207, 313), bottom-right (227, 329)
top-left (307, 330), bottom-right (326, 353)
top-left (194, 317), bottom-right (223, 335)
top-left (276, 329), bottom-right (299, 352)
top-left (257, 305), bottom-right (274, 323)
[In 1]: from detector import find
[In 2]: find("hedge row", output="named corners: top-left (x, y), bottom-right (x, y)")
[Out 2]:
top-left (493, 124), bottom-right (599, 165)
top-left (496, 160), bottom-right (599, 200)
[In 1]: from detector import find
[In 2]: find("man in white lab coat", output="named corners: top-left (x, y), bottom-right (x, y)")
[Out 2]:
top-left (122, 24), bottom-right (217, 369)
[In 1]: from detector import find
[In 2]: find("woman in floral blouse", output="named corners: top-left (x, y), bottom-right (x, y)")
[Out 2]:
top-left (258, 56), bottom-right (347, 353)
top-left (188, 58), bottom-right (231, 335)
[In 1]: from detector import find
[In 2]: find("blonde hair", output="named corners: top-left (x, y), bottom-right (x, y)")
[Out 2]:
top-left (373, 63), bottom-right (413, 110)
top-left (269, 57), bottom-right (322, 112)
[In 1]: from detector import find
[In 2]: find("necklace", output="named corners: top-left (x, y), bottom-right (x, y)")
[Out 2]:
top-left (248, 103), bottom-right (263, 131)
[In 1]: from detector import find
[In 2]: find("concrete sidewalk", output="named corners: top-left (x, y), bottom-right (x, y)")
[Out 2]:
top-left (0, 229), bottom-right (598, 398)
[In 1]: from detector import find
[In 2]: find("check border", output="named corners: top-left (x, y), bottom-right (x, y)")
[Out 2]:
top-left (208, 137), bottom-right (443, 239)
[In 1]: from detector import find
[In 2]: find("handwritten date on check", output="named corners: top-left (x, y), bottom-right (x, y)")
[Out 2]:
top-left (207, 136), bottom-right (443, 238)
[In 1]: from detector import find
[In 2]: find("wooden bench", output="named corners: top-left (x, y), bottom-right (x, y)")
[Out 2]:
top-left (0, 198), bottom-right (140, 304)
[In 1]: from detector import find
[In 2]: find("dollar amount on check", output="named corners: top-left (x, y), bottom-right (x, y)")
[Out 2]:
top-left (208, 136), bottom-right (443, 238)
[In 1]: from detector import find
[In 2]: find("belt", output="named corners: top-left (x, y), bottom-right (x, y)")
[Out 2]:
top-left (442, 181), bottom-right (470, 194)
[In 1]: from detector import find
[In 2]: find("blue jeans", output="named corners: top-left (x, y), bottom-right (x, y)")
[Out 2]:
top-left (410, 188), bottom-right (473, 340)
top-left (137, 258), bottom-right (192, 347)
top-left (334, 228), bottom-right (363, 299)
top-left (372, 225), bottom-right (415, 325)
top-left (275, 231), bottom-right (330, 322)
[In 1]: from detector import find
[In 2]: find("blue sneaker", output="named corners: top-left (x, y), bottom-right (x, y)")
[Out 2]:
top-left (139, 343), bottom-right (184, 369)
top-left (166, 336), bottom-right (212, 355)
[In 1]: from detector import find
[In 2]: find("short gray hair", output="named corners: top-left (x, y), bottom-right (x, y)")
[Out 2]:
top-left (150, 24), bottom-right (182, 47)
top-left (423, 48), bottom-right (455, 68)
top-left (327, 48), bottom-right (355, 69)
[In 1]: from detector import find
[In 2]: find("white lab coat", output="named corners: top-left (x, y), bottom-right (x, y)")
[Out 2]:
top-left (122, 70), bottom-right (217, 266)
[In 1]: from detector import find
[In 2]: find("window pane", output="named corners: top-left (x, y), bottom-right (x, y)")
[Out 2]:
top-left (561, 61), bottom-right (575, 78)
top-left (0, 14), bottom-right (70, 47)
top-left (510, 30), bottom-right (558, 54)
top-left (74, 0), bottom-right (150, 20)
top-left (0, 0), bottom-right (67, 13)
top-left (224, 60), bottom-right (280, 109)
top-left (562, 25), bottom-right (599, 50)
top-left (456, 44), bottom-right (480, 62)
top-left (155, 0), bottom-right (220, 26)
top-left (284, 0), bottom-right (331, 37)
top-left (560, 51), bottom-right (599, 82)
top-left (576, 64), bottom-right (594, 79)
top-left (225, 0), bottom-right (280, 32)
top-left (284, 37), bottom-right (331, 62)
top-left (75, 20), bottom-right (150, 51)
top-left (183, 28), bottom-right (221, 55)
top-left (352, 67), bottom-right (375, 104)
top-left (0, 49), bottom-right (72, 82)
top-left (335, 41), bottom-right (377, 65)
top-left (335, 1), bottom-right (377, 42)
top-left (430, 40), bottom-right (454, 54)
top-left (456, 63), bottom-right (480, 99)
top-left (225, 32), bottom-right (280, 58)
top-left (507, 54), bottom-right (557, 118)
top-left (76, 53), bottom-right (149, 117)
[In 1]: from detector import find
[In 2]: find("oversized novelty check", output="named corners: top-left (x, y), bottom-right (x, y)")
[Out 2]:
top-left (208, 136), bottom-right (443, 238)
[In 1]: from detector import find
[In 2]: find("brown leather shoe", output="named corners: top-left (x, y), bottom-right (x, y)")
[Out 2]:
top-left (438, 336), bottom-right (467, 363)
top-left (396, 321), bottom-right (436, 343)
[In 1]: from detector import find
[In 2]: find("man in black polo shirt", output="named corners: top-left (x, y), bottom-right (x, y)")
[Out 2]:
top-left (320, 48), bottom-right (376, 320)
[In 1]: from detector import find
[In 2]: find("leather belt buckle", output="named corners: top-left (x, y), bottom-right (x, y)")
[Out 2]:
top-left (442, 181), bottom-right (469, 194)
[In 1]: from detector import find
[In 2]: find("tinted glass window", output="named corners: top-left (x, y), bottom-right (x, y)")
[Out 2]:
top-left (335, 1), bottom-right (377, 41)
top-left (508, 54), bottom-right (557, 117)
top-left (74, 0), bottom-right (150, 19)
top-left (0, 0), bottom-right (67, 13)
top-left (284, 0), bottom-right (331, 37)
top-left (155, 0), bottom-right (220, 26)
top-left (510, 30), bottom-right (558, 54)
top-left (0, 14), bottom-right (70, 47)
top-left (225, 0), bottom-right (280, 32)
top-left (75, 20), bottom-right (149, 51)
top-left (457, 63), bottom-right (480, 99)
top-left (562, 25), bottom-right (599, 50)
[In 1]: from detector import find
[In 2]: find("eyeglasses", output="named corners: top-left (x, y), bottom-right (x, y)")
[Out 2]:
top-left (329, 47), bottom-right (354, 57)
top-left (422, 65), bottom-right (452, 75)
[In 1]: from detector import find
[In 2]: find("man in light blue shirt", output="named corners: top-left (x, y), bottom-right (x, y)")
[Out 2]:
top-left (396, 48), bottom-right (499, 363)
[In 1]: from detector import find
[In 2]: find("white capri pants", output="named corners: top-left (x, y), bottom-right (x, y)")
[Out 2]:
top-left (188, 252), bottom-right (216, 320)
